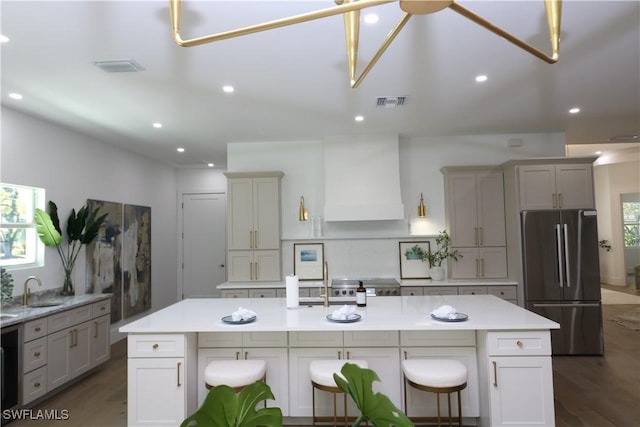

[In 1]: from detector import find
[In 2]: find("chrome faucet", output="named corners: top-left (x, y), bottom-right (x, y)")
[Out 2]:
top-left (23, 276), bottom-right (42, 306)
top-left (321, 262), bottom-right (329, 307)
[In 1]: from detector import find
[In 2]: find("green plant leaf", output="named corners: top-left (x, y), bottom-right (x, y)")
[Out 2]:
top-left (181, 381), bottom-right (282, 427)
top-left (334, 363), bottom-right (414, 427)
top-left (35, 208), bottom-right (62, 247)
top-left (47, 201), bottom-right (61, 234)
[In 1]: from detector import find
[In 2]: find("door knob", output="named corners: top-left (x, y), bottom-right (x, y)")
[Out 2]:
top-left (219, 264), bottom-right (225, 268)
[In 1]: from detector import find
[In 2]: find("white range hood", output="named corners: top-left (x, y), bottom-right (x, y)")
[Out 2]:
top-left (323, 135), bottom-right (405, 221)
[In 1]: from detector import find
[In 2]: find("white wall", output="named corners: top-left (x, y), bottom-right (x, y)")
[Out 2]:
top-left (1, 107), bottom-right (179, 338)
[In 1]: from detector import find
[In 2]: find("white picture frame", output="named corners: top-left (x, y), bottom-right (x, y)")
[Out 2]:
top-left (293, 243), bottom-right (325, 281)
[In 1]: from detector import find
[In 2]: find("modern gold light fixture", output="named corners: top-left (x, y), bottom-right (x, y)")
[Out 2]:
top-left (299, 196), bottom-right (309, 221)
top-left (418, 193), bottom-right (426, 218)
top-left (169, 0), bottom-right (561, 88)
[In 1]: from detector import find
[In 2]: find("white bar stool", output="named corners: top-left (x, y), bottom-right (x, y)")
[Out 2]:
top-left (204, 359), bottom-right (267, 392)
top-left (309, 359), bottom-right (368, 426)
top-left (402, 359), bottom-right (467, 427)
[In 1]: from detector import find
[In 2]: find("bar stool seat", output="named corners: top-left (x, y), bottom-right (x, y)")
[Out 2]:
top-left (402, 359), bottom-right (467, 427)
top-left (309, 359), bottom-right (368, 426)
top-left (204, 359), bottom-right (266, 391)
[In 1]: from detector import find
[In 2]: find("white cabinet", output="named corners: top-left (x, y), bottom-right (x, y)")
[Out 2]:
top-left (22, 319), bottom-right (48, 404)
top-left (198, 332), bottom-right (288, 414)
top-left (478, 331), bottom-right (555, 427)
top-left (401, 285), bottom-right (517, 303)
top-left (449, 247), bottom-right (508, 279)
top-left (442, 168), bottom-right (507, 279)
top-left (225, 172), bottom-right (284, 282)
top-left (127, 333), bottom-right (197, 426)
top-left (288, 331), bottom-right (401, 417)
top-left (47, 319), bottom-right (92, 390)
top-left (518, 163), bottom-right (594, 210)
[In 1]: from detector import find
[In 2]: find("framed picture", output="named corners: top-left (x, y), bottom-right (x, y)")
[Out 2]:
top-left (399, 241), bottom-right (431, 279)
top-left (294, 243), bottom-right (325, 280)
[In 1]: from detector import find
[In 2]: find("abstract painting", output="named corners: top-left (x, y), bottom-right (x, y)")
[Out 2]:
top-left (123, 204), bottom-right (151, 318)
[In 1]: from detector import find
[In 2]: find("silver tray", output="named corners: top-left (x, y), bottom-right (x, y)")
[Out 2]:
top-left (430, 312), bottom-right (468, 322)
top-left (221, 315), bottom-right (257, 325)
top-left (326, 313), bottom-right (361, 323)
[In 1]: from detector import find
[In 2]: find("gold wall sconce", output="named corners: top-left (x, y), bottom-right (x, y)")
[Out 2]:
top-left (418, 193), bottom-right (426, 218)
top-left (299, 196), bottom-right (308, 221)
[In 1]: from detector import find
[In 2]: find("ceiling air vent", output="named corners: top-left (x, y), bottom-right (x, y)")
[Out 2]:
top-left (92, 59), bottom-right (145, 73)
top-left (376, 96), bottom-right (407, 108)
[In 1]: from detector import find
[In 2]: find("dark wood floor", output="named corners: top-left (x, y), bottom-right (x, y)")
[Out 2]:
top-left (8, 293), bottom-right (640, 427)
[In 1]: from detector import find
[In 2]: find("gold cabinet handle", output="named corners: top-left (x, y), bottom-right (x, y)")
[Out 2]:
top-left (69, 330), bottom-right (74, 348)
top-left (338, 351), bottom-right (341, 359)
top-left (34, 351), bottom-right (41, 357)
top-left (177, 362), bottom-right (182, 387)
top-left (493, 361), bottom-right (498, 387)
top-left (476, 258), bottom-right (480, 277)
top-left (34, 382), bottom-right (41, 388)
top-left (244, 351), bottom-right (249, 360)
top-left (481, 258), bottom-right (485, 277)
top-left (153, 343), bottom-right (159, 350)
top-left (35, 326), bottom-right (41, 332)
top-left (479, 227), bottom-right (484, 246)
top-left (254, 230), bottom-right (258, 248)
top-left (516, 340), bottom-right (524, 348)
top-left (474, 227), bottom-right (478, 246)
top-left (404, 351), bottom-right (408, 360)
top-left (94, 321), bottom-right (98, 338)
top-left (236, 351), bottom-right (240, 360)
top-left (552, 193), bottom-right (557, 208)
top-left (346, 351), bottom-right (351, 360)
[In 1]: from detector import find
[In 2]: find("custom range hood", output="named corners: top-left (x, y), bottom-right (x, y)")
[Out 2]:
top-left (323, 135), bottom-right (405, 221)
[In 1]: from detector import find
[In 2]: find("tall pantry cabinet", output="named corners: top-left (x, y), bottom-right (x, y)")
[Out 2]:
top-left (224, 172), bottom-right (283, 282)
top-left (442, 167), bottom-right (508, 279)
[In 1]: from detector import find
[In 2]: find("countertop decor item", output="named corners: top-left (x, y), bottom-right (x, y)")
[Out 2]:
top-left (293, 243), bottom-right (324, 280)
top-left (426, 230), bottom-right (461, 268)
top-left (399, 241), bottom-right (431, 279)
top-left (35, 201), bottom-right (107, 296)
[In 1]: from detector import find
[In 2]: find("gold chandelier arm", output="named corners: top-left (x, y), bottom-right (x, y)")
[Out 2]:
top-left (343, 1), bottom-right (361, 86)
top-left (545, 0), bottom-right (562, 61)
top-left (448, 2), bottom-right (560, 64)
top-left (169, 0), bottom-right (395, 47)
top-left (352, 12), bottom-right (412, 88)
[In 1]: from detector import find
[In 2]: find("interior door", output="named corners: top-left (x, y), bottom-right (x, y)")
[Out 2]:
top-left (182, 193), bottom-right (226, 298)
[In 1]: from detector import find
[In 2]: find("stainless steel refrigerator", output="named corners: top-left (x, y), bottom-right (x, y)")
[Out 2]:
top-left (522, 209), bottom-right (604, 355)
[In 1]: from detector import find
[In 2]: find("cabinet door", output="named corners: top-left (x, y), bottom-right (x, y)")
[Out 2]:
top-left (70, 321), bottom-right (93, 378)
top-left (47, 329), bottom-right (73, 390)
top-left (345, 347), bottom-right (401, 409)
top-left (555, 164), bottom-right (594, 209)
top-left (478, 247), bottom-right (507, 278)
top-left (227, 178), bottom-right (254, 250)
top-left (477, 172), bottom-right (506, 246)
top-left (92, 315), bottom-right (111, 366)
top-left (518, 165), bottom-right (556, 210)
top-left (227, 250), bottom-right (253, 281)
top-left (253, 177), bottom-right (280, 249)
top-left (449, 247), bottom-right (480, 279)
top-left (254, 250), bottom-right (281, 281)
top-left (22, 366), bottom-right (47, 405)
top-left (447, 172), bottom-right (479, 247)
top-left (128, 358), bottom-right (186, 426)
top-left (246, 347), bottom-right (289, 415)
top-left (488, 356), bottom-right (555, 427)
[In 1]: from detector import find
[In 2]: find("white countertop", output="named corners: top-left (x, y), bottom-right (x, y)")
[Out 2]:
top-left (119, 295), bottom-right (557, 334)
top-left (216, 279), bottom-right (518, 289)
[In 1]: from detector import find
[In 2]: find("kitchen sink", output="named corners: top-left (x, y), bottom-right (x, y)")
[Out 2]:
top-left (28, 302), bottom-right (63, 308)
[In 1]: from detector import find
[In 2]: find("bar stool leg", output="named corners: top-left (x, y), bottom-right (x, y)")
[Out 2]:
top-left (436, 393), bottom-right (441, 426)
top-left (457, 390), bottom-right (462, 427)
top-left (312, 385), bottom-right (316, 427)
top-left (447, 392), bottom-right (452, 427)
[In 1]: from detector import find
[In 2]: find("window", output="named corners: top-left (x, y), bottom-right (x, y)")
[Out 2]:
top-left (0, 183), bottom-right (45, 268)
top-left (622, 197), bottom-right (640, 248)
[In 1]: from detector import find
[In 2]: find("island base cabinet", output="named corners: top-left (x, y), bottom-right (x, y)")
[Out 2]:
top-left (488, 356), bottom-right (555, 427)
top-left (128, 358), bottom-right (187, 426)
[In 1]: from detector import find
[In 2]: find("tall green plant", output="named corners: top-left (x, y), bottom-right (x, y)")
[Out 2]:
top-left (424, 230), bottom-right (461, 267)
top-left (333, 363), bottom-right (414, 427)
top-left (181, 381), bottom-right (282, 427)
top-left (35, 201), bottom-right (107, 295)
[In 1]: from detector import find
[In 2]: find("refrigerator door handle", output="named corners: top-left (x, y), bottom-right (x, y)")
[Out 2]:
top-left (563, 223), bottom-right (571, 287)
top-left (556, 224), bottom-right (564, 288)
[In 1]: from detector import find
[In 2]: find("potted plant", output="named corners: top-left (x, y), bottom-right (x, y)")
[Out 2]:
top-left (425, 230), bottom-right (461, 280)
top-left (34, 201), bottom-right (107, 296)
top-left (181, 380), bottom-right (282, 427)
top-left (334, 363), bottom-right (413, 427)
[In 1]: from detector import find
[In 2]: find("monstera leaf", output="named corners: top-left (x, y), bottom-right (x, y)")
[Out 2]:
top-left (333, 363), bottom-right (414, 427)
top-left (181, 381), bottom-right (282, 427)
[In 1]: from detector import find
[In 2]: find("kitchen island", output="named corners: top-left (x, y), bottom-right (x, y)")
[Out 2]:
top-left (120, 295), bottom-right (559, 426)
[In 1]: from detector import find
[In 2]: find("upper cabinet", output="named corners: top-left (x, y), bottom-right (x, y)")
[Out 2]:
top-left (517, 163), bottom-right (595, 210)
top-left (444, 169), bottom-right (506, 247)
top-left (225, 172), bottom-right (284, 282)
top-left (442, 167), bottom-right (507, 279)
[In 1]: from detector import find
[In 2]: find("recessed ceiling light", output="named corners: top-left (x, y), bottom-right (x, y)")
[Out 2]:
top-left (0, 35), bottom-right (9, 43)
top-left (177, 147), bottom-right (185, 153)
top-left (475, 74), bottom-right (488, 83)
top-left (152, 122), bottom-right (163, 128)
top-left (568, 107), bottom-right (581, 114)
top-left (222, 85), bottom-right (234, 93)
top-left (595, 151), bottom-right (602, 155)
top-left (363, 14), bottom-right (379, 24)
top-left (354, 115), bottom-right (364, 122)
top-left (8, 93), bottom-right (23, 100)
top-left (207, 163), bottom-right (214, 168)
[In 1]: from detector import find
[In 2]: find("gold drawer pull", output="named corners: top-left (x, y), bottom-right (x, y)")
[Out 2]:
top-left (34, 351), bottom-right (41, 357)
top-left (35, 327), bottom-right (41, 332)
top-left (34, 382), bottom-right (41, 388)
top-left (100, 306), bottom-right (106, 311)
top-left (492, 361), bottom-right (498, 387)
top-left (516, 340), bottom-right (524, 348)
top-left (152, 343), bottom-right (159, 350)
top-left (177, 362), bottom-right (182, 387)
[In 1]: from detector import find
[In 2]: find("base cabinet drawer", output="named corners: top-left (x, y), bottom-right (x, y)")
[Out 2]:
top-left (128, 334), bottom-right (186, 358)
top-left (487, 331), bottom-right (551, 356)
top-left (22, 366), bottom-right (48, 404)
top-left (23, 336), bottom-right (47, 373)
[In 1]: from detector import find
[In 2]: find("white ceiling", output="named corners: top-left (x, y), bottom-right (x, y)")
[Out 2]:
top-left (1, 1), bottom-right (638, 168)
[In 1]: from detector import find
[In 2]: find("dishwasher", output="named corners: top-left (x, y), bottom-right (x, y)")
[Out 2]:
top-left (1, 324), bottom-right (20, 416)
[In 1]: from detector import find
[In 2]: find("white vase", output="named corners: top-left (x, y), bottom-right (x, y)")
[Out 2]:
top-left (430, 266), bottom-right (445, 281)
